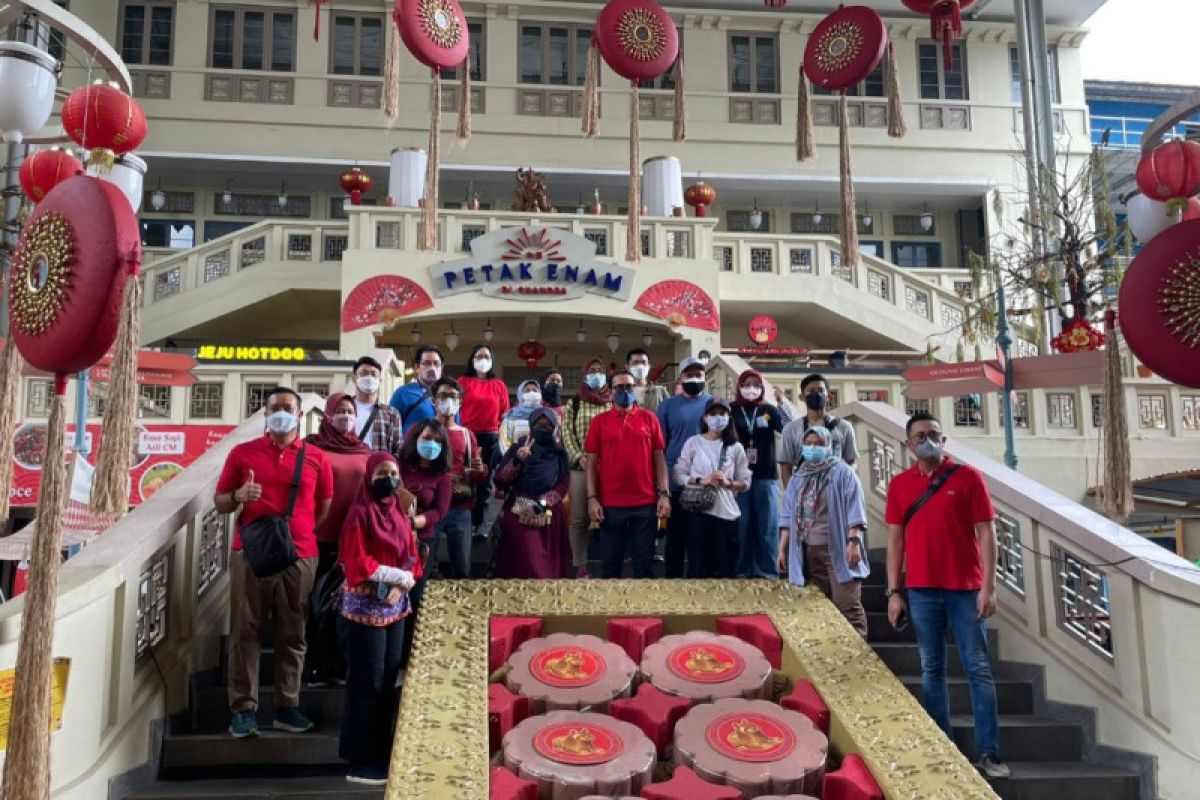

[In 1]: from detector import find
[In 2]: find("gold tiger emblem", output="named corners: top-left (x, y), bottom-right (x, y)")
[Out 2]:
top-left (543, 650), bottom-right (588, 681)
top-left (551, 727), bottom-right (602, 757)
top-left (726, 718), bottom-right (784, 752)
top-left (685, 647), bottom-right (733, 676)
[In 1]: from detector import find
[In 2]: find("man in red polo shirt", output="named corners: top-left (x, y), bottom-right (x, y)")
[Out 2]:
top-left (585, 369), bottom-right (671, 578)
top-left (884, 411), bottom-right (1009, 779)
top-left (215, 387), bottom-right (333, 739)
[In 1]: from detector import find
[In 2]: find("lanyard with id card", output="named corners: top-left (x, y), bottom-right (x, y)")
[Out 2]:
top-left (740, 407), bottom-right (760, 465)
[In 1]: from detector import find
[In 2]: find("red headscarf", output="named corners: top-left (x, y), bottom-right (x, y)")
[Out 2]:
top-left (340, 452), bottom-right (417, 586)
top-left (306, 393), bottom-right (370, 455)
top-left (578, 356), bottom-right (613, 406)
top-left (734, 369), bottom-right (766, 408)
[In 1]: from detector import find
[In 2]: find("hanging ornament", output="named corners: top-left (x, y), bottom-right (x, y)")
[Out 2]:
top-left (517, 340), bottom-right (547, 369)
top-left (1050, 317), bottom-right (1105, 354)
top-left (60, 82), bottom-right (148, 172)
top-left (684, 181), bottom-right (716, 217)
top-left (1125, 193), bottom-right (1200, 244)
top-left (311, 0), bottom-right (326, 40)
top-left (1135, 139), bottom-right (1200, 216)
top-left (0, 42), bottom-right (59, 143)
top-left (901, 0), bottom-right (976, 70)
top-left (18, 147), bottom-right (82, 204)
top-left (339, 167), bottom-right (373, 205)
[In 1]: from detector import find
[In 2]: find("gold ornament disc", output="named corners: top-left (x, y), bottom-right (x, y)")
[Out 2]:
top-left (10, 212), bottom-right (74, 336)
top-left (419, 0), bottom-right (462, 48)
top-left (616, 9), bottom-right (667, 62)
top-left (1160, 254), bottom-right (1200, 348)
top-left (815, 21), bottom-right (863, 73)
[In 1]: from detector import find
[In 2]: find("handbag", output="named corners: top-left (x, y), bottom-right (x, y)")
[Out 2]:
top-left (449, 429), bottom-right (476, 504)
top-left (240, 443), bottom-right (307, 578)
top-left (678, 443), bottom-right (729, 513)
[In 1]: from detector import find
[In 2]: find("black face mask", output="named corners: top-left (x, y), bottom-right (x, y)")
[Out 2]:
top-left (805, 392), bottom-right (827, 411)
top-left (542, 384), bottom-right (562, 405)
top-left (681, 379), bottom-right (705, 396)
top-left (370, 476), bottom-right (399, 500)
top-left (532, 428), bottom-right (556, 446)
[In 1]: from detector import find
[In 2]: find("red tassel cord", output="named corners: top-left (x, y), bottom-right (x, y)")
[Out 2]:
top-left (934, 0), bottom-right (964, 70)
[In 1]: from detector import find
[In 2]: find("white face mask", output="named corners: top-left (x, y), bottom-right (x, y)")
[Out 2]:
top-left (740, 385), bottom-right (763, 401)
top-left (331, 414), bottom-right (356, 433)
top-left (437, 398), bottom-right (460, 417)
top-left (266, 410), bottom-right (298, 434)
top-left (521, 391), bottom-right (542, 407)
top-left (356, 375), bottom-right (380, 395)
top-left (629, 364), bottom-right (650, 381)
top-left (705, 414), bottom-right (729, 432)
top-left (474, 358), bottom-right (493, 374)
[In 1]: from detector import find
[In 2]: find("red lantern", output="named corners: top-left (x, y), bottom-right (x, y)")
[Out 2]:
top-left (18, 147), bottom-right (82, 204)
top-left (1184, 196), bottom-right (1200, 222)
top-left (902, 0), bottom-right (976, 69)
top-left (339, 167), bottom-right (373, 205)
top-left (1135, 139), bottom-right (1200, 206)
top-left (60, 82), bottom-right (148, 170)
top-left (684, 181), bottom-right (716, 217)
top-left (1051, 317), bottom-right (1105, 354)
top-left (517, 340), bottom-right (547, 369)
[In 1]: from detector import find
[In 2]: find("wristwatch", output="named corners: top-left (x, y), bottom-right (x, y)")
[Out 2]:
top-left (884, 587), bottom-right (902, 599)
top-left (847, 535), bottom-right (862, 547)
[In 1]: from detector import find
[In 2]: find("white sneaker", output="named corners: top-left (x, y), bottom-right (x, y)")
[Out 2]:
top-left (978, 754), bottom-right (1011, 778)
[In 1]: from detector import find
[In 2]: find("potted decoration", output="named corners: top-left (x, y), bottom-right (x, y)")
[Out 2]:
top-left (588, 188), bottom-right (604, 215)
top-left (465, 180), bottom-right (481, 211)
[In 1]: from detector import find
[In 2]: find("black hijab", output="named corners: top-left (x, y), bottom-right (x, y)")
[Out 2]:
top-left (498, 407), bottom-right (569, 496)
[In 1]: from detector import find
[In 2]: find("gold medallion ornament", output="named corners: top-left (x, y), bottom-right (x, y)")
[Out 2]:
top-left (616, 8), bottom-right (667, 62)
top-left (814, 21), bottom-right (864, 73)
top-left (418, 0), bottom-right (462, 48)
top-left (1160, 254), bottom-right (1200, 348)
top-left (9, 212), bottom-right (74, 337)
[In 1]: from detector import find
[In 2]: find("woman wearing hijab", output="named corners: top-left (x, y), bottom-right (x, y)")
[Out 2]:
top-left (730, 369), bottom-right (784, 579)
top-left (500, 379), bottom-right (544, 452)
top-left (459, 343), bottom-right (510, 538)
top-left (777, 426), bottom-right (869, 637)
top-left (492, 408), bottom-right (572, 579)
top-left (337, 452), bottom-right (421, 785)
top-left (304, 393), bottom-right (372, 685)
top-left (541, 370), bottom-right (566, 419)
top-left (561, 358), bottom-right (613, 578)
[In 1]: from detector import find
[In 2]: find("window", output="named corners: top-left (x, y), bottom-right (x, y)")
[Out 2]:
top-left (25, 378), bottom-right (52, 418)
top-left (1009, 45), bottom-right (1060, 104)
top-left (749, 248), bottom-right (773, 273)
top-left (789, 248), bottom-right (814, 273)
top-left (893, 214), bottom-right (937, 236)
top-left (858, 390), bottom-right (889, 402)
top-left (791, 213), bottom-right (839, 235)
top-left (140, 220), bottom-right (195, 249)
top-left (297, 382), bottom-right (329, 398)
top-left (726, 210), bottom-right (771, 232)
top-left (638, 28), bottom-right (682, 90)
top-left (714, 246), bottom-right (733, 271)
top-left (190, 383), bottom-right (224, 418)
top-left (918, 41), bottom-right (967, 100)
top-left (1182, 395), bottom-right (1200, 431)
top-left (519, 24), bottom-right (592, 85)
top-left (1091, 394), bottom-right (1104, 428)
top-left (441, 21), bottom-right (485, 81)
top-left (905, 398), bottom-right (931, 417)
top-left (210, 7), bottom-right (295, 71)
top-left (203, 220), bottom-right (250, 242)
top-left (245, 383), bottom-right (276, 418)
top-left (330, 14), bottom-right (382, 76)
top-left (585, 230), bottom-right (609, 256)
top-left (815, 53), bottom-right (885, 97)
top-left (892, 242), bottom-right (943, 269)
top-left (461, 225), bottom-right (485, 252)
top-left (1046, 392), bottom-right (1076, 429)
top-left (1011, 391), bottom-right (1030, 428)
top-left (120, 2), bottom-right (174, 65)
top-left (1138, 394), bottom-right (1167, 430)
top-left (955, 394), bottom-right (983, 427)
top-left (87, 386), bottom-right (105, 418)
top-left (729, 34), bottom-right (777, 93)
top-left (214, 193), bottom-right (310, 218)
top-left (138, 385), bottom-right (172, 419)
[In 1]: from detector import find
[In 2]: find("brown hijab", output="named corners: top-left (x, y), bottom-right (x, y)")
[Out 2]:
top-left (306, 393), bottom-right (371, 454)
top-left (578, 357), bottom-right (613, 405)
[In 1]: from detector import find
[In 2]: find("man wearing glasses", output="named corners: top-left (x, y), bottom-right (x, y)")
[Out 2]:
top-left (884, 411), bottom-right (1009, 779)
top-left (390, 345), bottom-right (448, 435)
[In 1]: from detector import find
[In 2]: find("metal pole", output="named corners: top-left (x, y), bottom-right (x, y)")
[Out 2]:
top-left (73, 371), bottom-right (89, 455)
top-left (994, 266), bottom-right (1019, 470)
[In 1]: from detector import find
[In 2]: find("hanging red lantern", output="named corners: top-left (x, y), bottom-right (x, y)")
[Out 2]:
top-left (18, 147), bottom-right (82, 204)
top-left (1051, 317), bottom-right (1105, 354)
top-left (517, 340), bottom-right (547, 369)
top-left (1135, 139), bottom-right (1200, 210)
top-left (339, 167), bottom-right (373, 205)
top-left (60, 82), bottom-right (148, 171)
top-left (902, 0), bottom-right (976, 70)
top-left (683, 181), bottom-right (716, 217)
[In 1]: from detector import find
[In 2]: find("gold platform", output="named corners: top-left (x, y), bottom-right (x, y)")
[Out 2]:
top-left (387, 580), bottom-right (1000, 800)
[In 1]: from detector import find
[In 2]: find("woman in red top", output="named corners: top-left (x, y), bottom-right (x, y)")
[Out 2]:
top-left (432, 377), bottom-right (488, 578)
top-left (459, 344), bottom-right (510, 536)
top-left (337, 452), bottom-right (421, 785)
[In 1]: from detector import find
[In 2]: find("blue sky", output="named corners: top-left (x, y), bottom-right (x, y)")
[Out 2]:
top-left (1083, 0), bottom-right (1200, 85)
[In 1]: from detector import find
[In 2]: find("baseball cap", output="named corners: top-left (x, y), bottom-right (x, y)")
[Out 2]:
top-left (678, 356), bottom-right (706, 374)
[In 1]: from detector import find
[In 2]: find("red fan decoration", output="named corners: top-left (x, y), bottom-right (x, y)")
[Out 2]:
top-left (517, 340), bottom-right (547, 369)
top-left (594, 0), bottom-right (679, 82)
top-left (634, 280), bottom-right (720, 332)
top-left (802, 5), bottom-right (888, 92)
top-left (1051, 317), bottom-right (1105, 354)
top-left (60, 82), bottom-right (147, 171)
top-left (1136, 140), bottom-right (1200, 215)
top-left (339, 167), bottom-right (373, 205)
top-left (394, 0), bottom-right (470, 69)
top-left (902, 0), bottom-right (976, 69)
top-left (341, 275), bottom-right (434, 332)
top-left (18, 147), bottom-right (82, 204)
top-left (1118, 218), bottom-right (1200, 388)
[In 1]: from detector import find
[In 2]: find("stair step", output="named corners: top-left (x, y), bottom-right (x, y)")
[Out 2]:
top-left (984, 761), bottom-right (1142, 800)
top-left (865, 612), bottom-right (917, 643)
top-left (161, 730), bottom-right (342, 776)
top-left (125, 775), bottom-right (383, 799)
top-left (898, 675), bottom-right (1035, 715)
top-left (872, 639), bottom-right (1003, 677)
top-left (186, 685), bottom-right (347, 732)
top-left (951, 715), bottom-right (1084, 763)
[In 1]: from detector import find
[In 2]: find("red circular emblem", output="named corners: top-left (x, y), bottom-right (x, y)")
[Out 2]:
top-left (533, 722), bottom-right (624, 765)
top-left (802, 6), bottom-right (888, 92)
top-left (666, 643), bottom-right (745, 684)
top-left (595, 0), bottom-right (679, 82)
top-left (394, 0), bottom-right (470, 70)
top-left (748, 315), bottom-right (779, 346)
top-left (705, 712), bottom-right (797, 763)
top-left (529, 646), bottom-right (607, 688)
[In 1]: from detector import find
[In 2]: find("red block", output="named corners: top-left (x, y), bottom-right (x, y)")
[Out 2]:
top-left (489, 766), bottom-right (539, 800)
top-left (489, 616), bottom-right (543, 673)
top-left (781, 679), bottom-right (831, 733)
top-left (488, 683), bottom-right (530, 754)
top-left (822, 754), bottom-right (884, 800)
top-left (610, 683), bottom-right (693, 757)
top-left (641, 766), bottom-right (744, 800)
top-left (716, 614), bottom-right (782, 669)
top-left (608, 617), bottom-right (664, 662)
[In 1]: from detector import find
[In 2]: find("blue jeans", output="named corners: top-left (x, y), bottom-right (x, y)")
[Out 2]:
top-left (736, 479), bottom-right (779, 578)
top-left (907, 588), bottom-right (1000, 759)
top-left (435, 508), bottom-right (473, 578)
top-left (598, 505), bottom-right (657, 579)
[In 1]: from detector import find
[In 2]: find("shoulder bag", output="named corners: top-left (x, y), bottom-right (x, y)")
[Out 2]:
top-left (902, 463), bottom-right (960, 527)
top-left (240, 443), bottom-right (306, 578)
top-left (679, 443), bottom-right (729, 513)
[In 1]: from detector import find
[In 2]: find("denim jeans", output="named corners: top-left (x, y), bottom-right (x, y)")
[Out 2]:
top-left (597, 505), bottom-right (657, 579)
top-left (339, 616), bottom-right (405, 769)
top-left (736, 479), bottom-right (779, 578)
top-left (907, 588), bottom-right (1000, 759)
top-left (437, 508), bottom-right (473, 578)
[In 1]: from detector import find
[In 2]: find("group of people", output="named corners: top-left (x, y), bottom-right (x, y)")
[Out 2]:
top-left (213, 345), bottom-right (1011, 783)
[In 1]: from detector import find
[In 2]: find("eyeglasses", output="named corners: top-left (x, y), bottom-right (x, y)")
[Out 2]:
top-left (435, 392), bottom-right (461, 401)
top-left (909, 432), bottom-right (943, 443)
top-left (418, 360), bottom-right (441, 368)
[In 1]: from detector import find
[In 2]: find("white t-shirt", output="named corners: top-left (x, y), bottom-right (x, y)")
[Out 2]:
top-left (355, 400), bottom-right (376, 448)
top-left (672, 435), bottom-right (752, 521)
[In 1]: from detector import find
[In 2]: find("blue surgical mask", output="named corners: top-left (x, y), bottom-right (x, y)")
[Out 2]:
top-left (802, 445), bottom-right (831, 462)
top-left (585, 373), bottom-right (607, 391)
top-left (705, 414), bottom-right (729, 432)
top-left (265, 410), bottom-right (298, 434)
top-left (914, 439), bottom-right (943, 461)
top-left (614, 388), bottom-right (636, 408)
top-left (417, 440), bottom-right (442, 461)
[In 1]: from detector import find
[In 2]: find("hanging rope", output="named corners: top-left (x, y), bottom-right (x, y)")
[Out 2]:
top-left (421, 71), bottom-right (441, 250)
top-left (382, 17), bottom-right (401, 123)
top-left (885, 41), bottom-right (907, 138)
top-left (456, 55), bottom-right (472, 143)
top-left (625, 83), bottom-right (642, 264)
top-left (838, 92), bottom-right (860, 269)
top-left (0, 336), bottom-right (22, 524)
top-left (672, 55), bottom-right (686, 143)
top-left (796, 66), bottom-right (815, 162)
top-left (90, 265), bottom-right (141, 516)
top-left (582, 41), bottom-right (600, 138)
top-left (1101, 309), bottom-right (1134, 521)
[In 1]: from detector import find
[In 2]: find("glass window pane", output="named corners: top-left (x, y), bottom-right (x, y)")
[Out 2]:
top-left (574, 27), bottom-right (591, 86)
top-left (149, 5), bottom-right (173, 65)
top-left (241, 11), bottom-right (264, 70)
top-left (271, 13), bottom-right (294, 71)
top-left (121, 4), bottom-right (145, 65)
top-left (863, 58), bottom-right (885, 97)
top-left (918, 43), bottom-right (940, 99)
top-left (212, 9), bottom-right (235, 69)
top-left (332, 16), bottom-right (356, 74)
top-left (547, 27), bottom-right (568, 85)
top-left (1047, 45), bottom-right (1060, 103)
top-left (754, 37), bottom-right (776, 93)
top-left (520, 26), bottom-right (542, 83)
top-left (944, 45), bottom-right (965, 100)
top-left (1009, 47), bottom-right (1021, 103)
top-left (730, 36), bottom-right (750, 92)
top-left (468, 22), bottom-right (483, 80)
top-left (360, 17), bottom-right (382, 76)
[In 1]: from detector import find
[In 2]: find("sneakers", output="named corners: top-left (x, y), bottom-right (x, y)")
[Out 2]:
top-left (272, 706), bottom-right (315, 733)
top-left (346, 765), bottom-right (389, 786)
top-left (228, 710), bottom-right (258, 738)
top-left (978, 754), bottom-right (1011, 778)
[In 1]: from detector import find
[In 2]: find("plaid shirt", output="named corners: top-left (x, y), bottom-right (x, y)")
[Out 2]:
top-left (562, 397), bottom-right (610, 469)
top-left (360, 402), bottom-right (405, 458)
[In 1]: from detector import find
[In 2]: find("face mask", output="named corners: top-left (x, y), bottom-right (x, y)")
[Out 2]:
top-left (805, 392), bottom-right (827, 411)
top-left (682, 379), bottom-right (705, 397)
top-left (473, 358), bottom-right (493, 374)
top-left (266, 410), bottom-right (298, 435)
top-left (630, 364), bottom-right (650, 381)
top-left (614, 389), bottom-right (636, 409)
top-left (437, 398), bottom-right (460, 417)
top-left (740, 385), bottom-right (763, 402)
top-left (705, 415), bottom-right (729, 432)
top-left (416, 440), bottom-right (442, 461)
top-left (521, 391), bottom-right (542, 407)
top-left (356, 376), bottom-right (381, 395)
top-left (370, 475), bottom-right (399, 500)
top-left (543, 384), bottom-right (562, 404)
top-left (532, 428), bottom-right (556, 446)
top-left (331, 414), bottom-right (356, 433)
top-left (914, 439), bottom-right (943, 461)
top-left (802, 445), bottom-right (831, 462)
top-left (585, 373), bottom-right (607, 391)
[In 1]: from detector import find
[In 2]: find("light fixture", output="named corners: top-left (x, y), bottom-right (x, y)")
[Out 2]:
top-left (749, 197), bottom-right (763, 231)
top-left (149, 178), bottom-right (166, 211)
top-left (919, 203), bottom-right (934, 232)
top-left (575, 320), bottom-right (587, 344)
top-left (642, 330), bottom-right (653, 347)
top-left (605, 324), bottom-right (621, 354)
top-left (221, 178), bottom-right (234, 205)
top-left (697, 349), bottom-right (712, 365)
top-left (861, 208), bottom-right (872, 229)
top-left (482, 319), bottom-right (494, 343)
top-left (410, 324), bottom-right (422, 343)
top-left (811, 200), bottom-right (822, 227)
top-left (277, 181), bottom-right (288, 208)
top-left (445, 326), bottom-right (460, 352)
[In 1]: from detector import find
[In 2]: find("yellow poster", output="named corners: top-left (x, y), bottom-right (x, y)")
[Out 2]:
top-left (0, 658), bottom-right (70, 750)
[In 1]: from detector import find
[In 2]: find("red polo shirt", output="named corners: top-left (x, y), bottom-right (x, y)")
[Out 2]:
top-left (584, 406), bottom-right (665, 508)
top-left (884, 456), bottom-right (995, 591)
top-left (216, 435), bottom-right (334, 560)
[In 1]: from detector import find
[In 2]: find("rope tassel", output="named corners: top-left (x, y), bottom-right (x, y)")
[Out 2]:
top-left (382, 17), bottom-right (400, 123)
top-left (672, 55), bottom-right (686, 143)
top-left (582, 42), bottom-right (600, 138)
top-left (91, 272), bottom-right (141, 516)
top-left (0, 338), bottom-right (22, 526)
top-left (885, 42), bottom-right (906, 139)
top-left (1101, 309), bottom-right (1133, 521)
top-left (626, 83), bottom-right (642, 264)
top-left (838, 92), bottom-right (860, 270)
top-left (421, 71), bottom-right (442, 251)
top-left (456, 55), bottom-right (472, 144)
top-left (796, 66), bottom-right (815, 162)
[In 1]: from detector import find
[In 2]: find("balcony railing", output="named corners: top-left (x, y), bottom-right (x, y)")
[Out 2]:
top-left (1091, 114), bottom-right (1200, 149)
